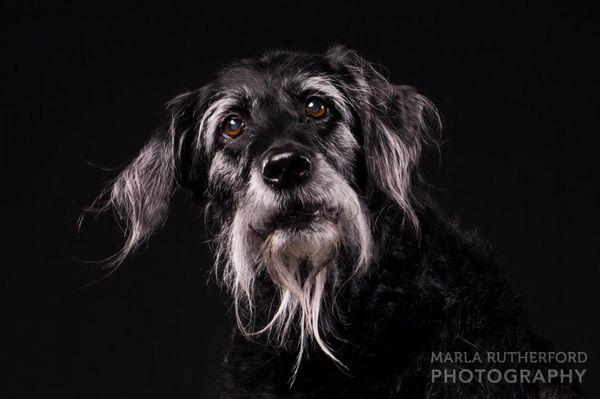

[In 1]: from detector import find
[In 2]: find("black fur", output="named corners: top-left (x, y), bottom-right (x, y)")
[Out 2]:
top-left (217, 202), bottom-right (583, 398)
top-left (99, 47), bottom-right (584, 398)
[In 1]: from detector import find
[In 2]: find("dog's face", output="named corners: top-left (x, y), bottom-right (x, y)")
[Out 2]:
top-left (100, 46), bottom-right (439, 376)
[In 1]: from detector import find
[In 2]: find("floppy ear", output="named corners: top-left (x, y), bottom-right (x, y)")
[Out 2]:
top-left (326, 46), bottom-right (441, 234)
top-left (100, 90), bottom-right (201, 264)
top-left (362, 84), bottom-right (441, 233)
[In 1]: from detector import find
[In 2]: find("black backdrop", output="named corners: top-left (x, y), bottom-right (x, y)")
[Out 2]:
top-left (4, 2), bottom-right (599, 398)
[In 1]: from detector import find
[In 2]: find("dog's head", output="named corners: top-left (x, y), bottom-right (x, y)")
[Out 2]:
top-left (97, 46), bottom-right (439, 376)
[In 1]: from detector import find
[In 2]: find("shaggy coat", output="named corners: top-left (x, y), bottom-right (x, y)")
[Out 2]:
top-left (94, 47), bottom-right (584, 398)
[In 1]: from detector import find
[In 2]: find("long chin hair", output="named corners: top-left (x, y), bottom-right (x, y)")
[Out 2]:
top-left (214, 159), bottom-right (372, 382)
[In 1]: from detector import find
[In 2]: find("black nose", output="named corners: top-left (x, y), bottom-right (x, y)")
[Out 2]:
top-left (262, 151), bottom-right (311, 188)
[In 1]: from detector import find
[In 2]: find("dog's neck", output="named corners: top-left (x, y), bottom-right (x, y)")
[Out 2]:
top-left (236, 199), bottom-right (431, 356)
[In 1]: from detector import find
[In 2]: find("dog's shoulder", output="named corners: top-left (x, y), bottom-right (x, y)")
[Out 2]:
top-left (358, 202), bottom-right (532, 349)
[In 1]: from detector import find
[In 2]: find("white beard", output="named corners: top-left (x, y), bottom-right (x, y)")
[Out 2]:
top-left (215, 156), bottom-right (373, 381)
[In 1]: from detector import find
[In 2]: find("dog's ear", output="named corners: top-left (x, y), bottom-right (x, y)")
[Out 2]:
top-left (99, 90), bottom-right (202, 264)
top-left (326, 46), bottom-right (441, 233)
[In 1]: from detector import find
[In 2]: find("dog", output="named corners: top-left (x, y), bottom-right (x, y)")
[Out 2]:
top-left (92, 46), bottom-right (584, 398)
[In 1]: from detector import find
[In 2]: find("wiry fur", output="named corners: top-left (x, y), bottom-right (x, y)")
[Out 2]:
top-left (91, 47), bottom-right (584, 398)
top-left (217, 157), bottom-right (372, 380)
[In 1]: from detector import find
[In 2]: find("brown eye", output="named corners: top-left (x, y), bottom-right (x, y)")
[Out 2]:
top-left (223, 115), bottom-right (244, 138)
top-left (305, 97), bottom-right (327, 119)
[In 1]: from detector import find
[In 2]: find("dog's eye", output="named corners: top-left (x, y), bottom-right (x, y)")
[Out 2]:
top-left (305, 97), bottom-right (327, 119)
top-left (223, 116), bottom-right (244, 138)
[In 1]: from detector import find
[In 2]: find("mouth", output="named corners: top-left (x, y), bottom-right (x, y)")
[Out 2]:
top-left (261, 203), bottom-right (340, 233)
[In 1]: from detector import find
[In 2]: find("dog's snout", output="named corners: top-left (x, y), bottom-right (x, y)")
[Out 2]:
top-left (262, 150), bottom-right (311, 189)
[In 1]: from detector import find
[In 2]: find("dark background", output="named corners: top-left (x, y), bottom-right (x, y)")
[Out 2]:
top-left (3, 2), bottom-right (599, 398)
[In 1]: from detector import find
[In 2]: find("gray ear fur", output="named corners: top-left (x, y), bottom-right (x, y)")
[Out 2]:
top-left (97, 91), bottom-right (200, 264)
top-left (326, 46), bottom-right (442, 234)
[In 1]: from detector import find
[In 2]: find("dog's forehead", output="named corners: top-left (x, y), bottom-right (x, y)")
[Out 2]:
top-left (212, 52), bottom-right (337, 100)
